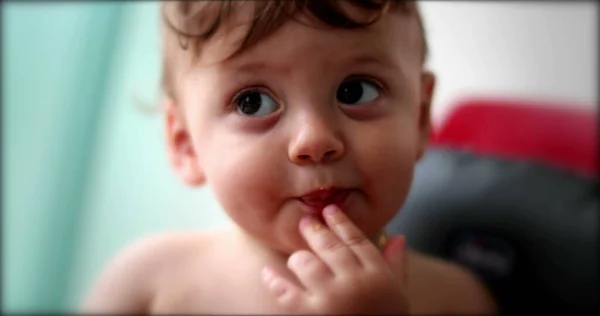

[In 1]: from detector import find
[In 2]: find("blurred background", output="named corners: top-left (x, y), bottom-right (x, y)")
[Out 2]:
top-left (2, 1), bottom-right (597, 313)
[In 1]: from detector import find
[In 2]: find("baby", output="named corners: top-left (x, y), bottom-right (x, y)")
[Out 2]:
top-left (82, 1), bottom-right (497, 314)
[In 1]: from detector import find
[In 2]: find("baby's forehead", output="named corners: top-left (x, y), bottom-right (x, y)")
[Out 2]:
top-left (208, 14), bottom-right (419, 67)
top-left (161, 1), bottom-right (426, 93)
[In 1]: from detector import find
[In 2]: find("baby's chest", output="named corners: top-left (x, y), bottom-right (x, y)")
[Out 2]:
top-left (150, 267), bottom-right (283, 314)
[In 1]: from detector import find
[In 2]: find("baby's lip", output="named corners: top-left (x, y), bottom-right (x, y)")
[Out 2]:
top-left (298, 187), bottom-right (351, 212)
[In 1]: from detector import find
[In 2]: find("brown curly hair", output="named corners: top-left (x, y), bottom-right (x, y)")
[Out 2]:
top-left (160, 0), bottom-right (428, 99)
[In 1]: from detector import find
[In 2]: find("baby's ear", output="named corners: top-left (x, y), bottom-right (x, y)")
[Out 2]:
top-left (163, 98), bottom-right (205, 186)
top-left (416, 70), bottom-right (436, 161)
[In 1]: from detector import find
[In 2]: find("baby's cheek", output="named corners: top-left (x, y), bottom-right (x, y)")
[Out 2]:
top-left (207, 146), bottom-right (283, 219)
top-left (363, 127), bottom-right (414, 176)
top-left (360, 128), bottom-right (417, 210)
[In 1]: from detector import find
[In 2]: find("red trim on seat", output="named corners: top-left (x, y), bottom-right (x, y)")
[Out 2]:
top-left (431, 98), bottom-right (598, 177)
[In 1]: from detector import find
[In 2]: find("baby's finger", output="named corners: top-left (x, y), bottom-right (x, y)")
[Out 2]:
top-left (261, 266), bottom-right (304, 308)
top-left (322, 205), bottom-right (383, 267)
top-left (382, 235), bottom-right (409, 287)
top-left (287, 250), bottom-right (332, 290)
top-left (299, 215), bottom-right (361, 273)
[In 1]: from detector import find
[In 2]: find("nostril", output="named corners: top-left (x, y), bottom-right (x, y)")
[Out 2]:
top-left (296, 150), bottom-right (337, 162)
top-left (324, 150), bottom-right (336, 157)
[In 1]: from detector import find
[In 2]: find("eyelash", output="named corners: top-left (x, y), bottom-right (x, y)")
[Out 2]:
top-left (228, 75), bottom-right (387, 107)
top-left (343, 75), bottom-right (387, 95)
top-left (228, 86), bottom-right (278, 112)
top-left (231, 86), bottom-right (265, 103)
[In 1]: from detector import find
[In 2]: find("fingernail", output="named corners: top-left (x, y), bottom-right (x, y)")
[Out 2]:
top-left (300, 216), bottom-right (312, 228)
top-left (323, 204), bottom-right (339, 216)
top-left (301, 216), bottom-right (322, 231)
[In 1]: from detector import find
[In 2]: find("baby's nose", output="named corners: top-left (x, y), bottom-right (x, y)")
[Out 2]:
top-left (288, 117), bottom-right (345, 165)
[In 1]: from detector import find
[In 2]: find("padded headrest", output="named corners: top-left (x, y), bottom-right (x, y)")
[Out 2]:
top-left (388, 98), bottom-right (598, 313)
top-left (431, 98), bottom-right (597, 177)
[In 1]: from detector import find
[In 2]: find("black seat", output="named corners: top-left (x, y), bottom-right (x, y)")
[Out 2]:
top-left (386, 99), bottom-right (598, 313)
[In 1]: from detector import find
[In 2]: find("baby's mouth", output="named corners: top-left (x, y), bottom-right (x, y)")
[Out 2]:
top-left (297, 187), bottom-right (351, 214)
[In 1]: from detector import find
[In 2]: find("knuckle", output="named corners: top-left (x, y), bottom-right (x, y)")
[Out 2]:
top-left (319, 239), bottom-right (346, 252)
top-left (343, 232), bottom-right (369, 247)
top-left (334, 222), bottom-right (367, 244)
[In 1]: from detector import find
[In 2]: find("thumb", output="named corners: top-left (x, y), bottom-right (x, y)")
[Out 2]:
top-left (382, 235), bottom-right (409, 285)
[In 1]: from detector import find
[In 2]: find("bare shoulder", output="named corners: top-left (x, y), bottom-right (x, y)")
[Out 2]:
top-left (405, 250), bottom-right (498, 315)
top-left (80, 229), bottom-right (221, 313)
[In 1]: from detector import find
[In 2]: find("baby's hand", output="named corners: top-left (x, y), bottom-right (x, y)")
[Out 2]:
top-left (261, 205), bottom-right (410, 315)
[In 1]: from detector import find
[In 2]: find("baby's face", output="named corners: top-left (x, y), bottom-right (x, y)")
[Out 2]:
top-left (165, 11), bottom-right (434, 254)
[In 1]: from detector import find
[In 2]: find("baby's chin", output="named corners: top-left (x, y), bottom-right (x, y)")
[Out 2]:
top-left (232, 199), bottom-right (392, 255)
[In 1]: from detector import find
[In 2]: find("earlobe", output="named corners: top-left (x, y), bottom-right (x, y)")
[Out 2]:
top-left (416, 70), bottom-right (436, 161)
top-left (163, 98), bottom-right (206, 186)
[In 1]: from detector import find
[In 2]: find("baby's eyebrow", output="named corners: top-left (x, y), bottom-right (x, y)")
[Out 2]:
top-left (346, 53), bottom-right (407, 81)
top-left (348, 54), bottom-right (397, 70)
top-left (231, 61), bottom-right (292, 77)
top-left (226, 53), bottom-right (402, 80)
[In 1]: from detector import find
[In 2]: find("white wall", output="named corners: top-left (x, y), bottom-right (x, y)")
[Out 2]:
top-left (65, 1), bottom-right (598, 309)
top-left (420, 1), bottom-right (597, 125)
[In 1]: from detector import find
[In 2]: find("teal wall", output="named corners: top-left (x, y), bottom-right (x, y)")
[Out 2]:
top-left (3, 2), bottom-right (125, 311)
top-left (61, 2), bottom-right (228, 310)
top-left (3, 2), bottom-right (228, 312)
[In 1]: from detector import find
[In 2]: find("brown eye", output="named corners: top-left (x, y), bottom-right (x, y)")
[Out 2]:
top-left (337, 79), bottom-right (380, 105)
top-left (236, 90), bottom-right (279, 116)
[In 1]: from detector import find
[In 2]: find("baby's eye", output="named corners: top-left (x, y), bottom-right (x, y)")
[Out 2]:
top-left (235, 90), bottom-right (279, 117)
top-left (336, 78), bottom-right (380, 105)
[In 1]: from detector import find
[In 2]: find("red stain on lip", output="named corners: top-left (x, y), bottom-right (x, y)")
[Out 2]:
top-left (298, 188), bottom-right (351, 213)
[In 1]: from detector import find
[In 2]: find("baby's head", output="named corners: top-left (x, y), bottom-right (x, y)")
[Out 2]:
top-left (161, 0), bottom-right (435, 254)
